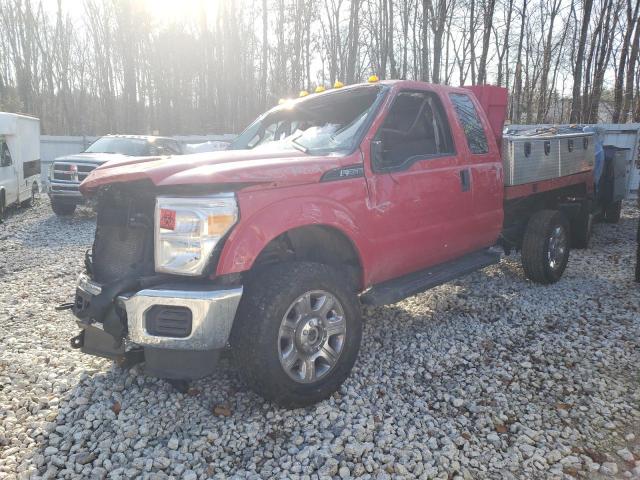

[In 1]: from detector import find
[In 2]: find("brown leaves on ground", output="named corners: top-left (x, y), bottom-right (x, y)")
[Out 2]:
top-left (111, 401), bottom-right (121, 415)
top-left (582, 447), bottom-right (608, 464)
top-left (562, 466), bottom-right (579, 477)
top-left (213, 405), bottom-right (232, 417)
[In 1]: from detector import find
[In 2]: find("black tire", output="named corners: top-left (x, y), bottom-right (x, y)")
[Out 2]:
top-left (603, 199), bottom-right (622, 224)
top-left (521, 210), bottom-right (570, 284)
top-left (570, 200), bottom-right (592, 249)
top-left (21, 183), bottom-right (38, 208)
top-left (51, 199), bottom-right (76, 216)
top-left (231, 262), bottom-right (362, 408)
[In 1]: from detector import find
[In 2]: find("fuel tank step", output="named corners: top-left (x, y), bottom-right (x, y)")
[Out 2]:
top-left (360, 248), bottom-right (501, 307)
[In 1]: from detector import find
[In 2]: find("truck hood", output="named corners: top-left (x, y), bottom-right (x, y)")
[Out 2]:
top-left (80, 148), bottom-right (348, 196)
top-left (54, 152), bottom-right (129, 164)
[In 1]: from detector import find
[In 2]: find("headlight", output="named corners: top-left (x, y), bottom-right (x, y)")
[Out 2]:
top-left (154, 194), bottom-right (238, 276)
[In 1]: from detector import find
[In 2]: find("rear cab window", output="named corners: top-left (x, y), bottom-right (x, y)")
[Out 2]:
top-left (449, 93), bottom-right (489, 154)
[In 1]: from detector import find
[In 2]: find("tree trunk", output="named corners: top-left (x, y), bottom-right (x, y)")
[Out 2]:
top-left (613, 0), bottom-right (640, 122)
top-left (477, 0), bottom-right (497, 85)
top-left (261, 0), bottom-right (268, 107)
top-left (622, 14), bottom-right (640, 121)
top-left (421, 0), bottom-right (430, 81)
top-left (535, 0), bottom-right (561, 123)
top-left (588, 0), bottom-right (619, 123)
top-left (346, 0), bottom-right (361, 83)
top-left (469, 0), bottom-right (476, 84)
top-left (496, 0), bottom-right (514, 87)
top-left (511, 0), bottom-right (527, 123)
top-left (569, 0), bottom-right (593, 123)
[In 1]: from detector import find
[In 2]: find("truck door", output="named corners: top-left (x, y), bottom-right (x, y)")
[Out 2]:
top-left (0, 137), bottom-right (18, 206)
top-left (362, 89), bottom-right (477, 283)
top-left (447, 92), bottom-right (503, 249)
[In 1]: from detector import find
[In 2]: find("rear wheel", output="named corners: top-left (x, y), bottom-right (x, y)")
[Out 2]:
top-left (571, 200), bottom-right (592, 249)
top-left (51, 199), bottom-right (76, 216)
top-left (521, 210), bottom-right (570, 284)
top-left (603, 199), bottom-right (622, 224)
top-left (231, 262), bottom-right (362, 408)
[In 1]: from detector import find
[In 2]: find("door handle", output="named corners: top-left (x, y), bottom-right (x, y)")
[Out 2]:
top-left (460, 169), bottom-right (471, 192)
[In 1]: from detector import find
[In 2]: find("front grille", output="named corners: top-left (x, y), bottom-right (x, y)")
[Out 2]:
top-left (53, 162), bottom-right (97, 182)
top-left (91, 187), bottom-right (155, 284)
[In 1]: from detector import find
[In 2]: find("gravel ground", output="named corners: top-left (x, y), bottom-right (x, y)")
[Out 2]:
top-left (1, 197), bottom-right (639, 480)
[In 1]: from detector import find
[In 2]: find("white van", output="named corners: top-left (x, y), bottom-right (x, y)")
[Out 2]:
top-left (0, 113), bottom-right (41, 217)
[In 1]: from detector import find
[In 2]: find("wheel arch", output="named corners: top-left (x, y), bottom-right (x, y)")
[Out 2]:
top-left (253, 224), bottom-right (364, 289)
top-left (215, 198), bottom-right (369, 290)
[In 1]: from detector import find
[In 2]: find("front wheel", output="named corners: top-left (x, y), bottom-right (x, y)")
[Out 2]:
top-left (521, 210), bottom-right (570, 284)
top-left (51, 199), bottom-right (76, 216)
top-left (231, 262), bottom-right (362, 408)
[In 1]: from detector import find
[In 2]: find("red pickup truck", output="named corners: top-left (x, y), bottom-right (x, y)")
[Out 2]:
top-left (69, 80), bottom-right (598, 407)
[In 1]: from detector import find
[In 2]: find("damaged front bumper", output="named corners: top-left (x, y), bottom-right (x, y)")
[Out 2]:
top-left (70, 273), bottom-right (243, 379)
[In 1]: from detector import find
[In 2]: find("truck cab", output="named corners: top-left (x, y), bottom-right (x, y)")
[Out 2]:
top-left (67, 81), bottom-right (591, 407)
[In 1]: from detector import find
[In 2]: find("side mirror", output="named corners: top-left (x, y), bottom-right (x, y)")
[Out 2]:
top-left (371, 139), bottom-right (384, 168)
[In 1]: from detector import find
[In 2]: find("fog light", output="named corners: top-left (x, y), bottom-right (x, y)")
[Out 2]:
top-left (145, 306), bottom-right (193, 338)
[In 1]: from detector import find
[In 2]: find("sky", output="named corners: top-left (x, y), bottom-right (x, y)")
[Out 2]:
top-left (44, 0), bottom-right (218, 25)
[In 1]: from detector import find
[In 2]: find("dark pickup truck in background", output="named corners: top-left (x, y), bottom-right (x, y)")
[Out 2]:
top-left (66, 80), bottom-right (627, 408)
top-left (48, 135), bottom-right (183, 216)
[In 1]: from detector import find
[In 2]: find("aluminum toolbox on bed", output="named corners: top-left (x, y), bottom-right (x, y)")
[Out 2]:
top-left (502, 132), bottom-right (595, 186)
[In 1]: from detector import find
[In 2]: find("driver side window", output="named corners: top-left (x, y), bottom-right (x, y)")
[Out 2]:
top-left (374, 91), bottom-right (454, 171)
top-left (1, 140), bottom-right (12, 167)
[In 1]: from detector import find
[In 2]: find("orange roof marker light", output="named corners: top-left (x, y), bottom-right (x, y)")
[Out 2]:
top-left (299, 90), bottom-right (309, 97)
top-left (333, 81), bottom-right (345, 89)
top-left (368, 75), bottom-right (379, 83)
top-left (315, 85), bottom-right (326, 93)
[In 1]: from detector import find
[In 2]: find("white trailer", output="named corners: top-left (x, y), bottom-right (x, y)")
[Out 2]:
top-left (0, 113), bottom-right (41, 216)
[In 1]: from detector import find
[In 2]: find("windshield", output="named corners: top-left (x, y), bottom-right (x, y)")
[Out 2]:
top-left (85, 137), bottom-right (151, 156)
top-left (229, 85), bottom-right (385, 155)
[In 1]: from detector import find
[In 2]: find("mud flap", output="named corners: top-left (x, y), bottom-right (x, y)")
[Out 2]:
top-left (73, 325), bottom-right (126, 360)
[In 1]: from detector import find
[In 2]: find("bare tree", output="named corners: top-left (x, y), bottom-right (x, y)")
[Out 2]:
top-left (612, 0), bottom-right (640, 121)
top-left (569, 0), bottom-right (593, 123)
top-left (477, 0), bottom-right (497, 84)
top-left (0, 0), bottom-right (637, 135)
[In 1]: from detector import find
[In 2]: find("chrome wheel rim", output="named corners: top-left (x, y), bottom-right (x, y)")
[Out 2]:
top-left (547, 225), bottom-right (567, 270)
top-left (278, 290), bottom-right (346, 384)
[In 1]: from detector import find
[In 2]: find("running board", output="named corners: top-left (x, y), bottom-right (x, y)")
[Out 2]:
top-left (360, 249), bottom-right (500, 306)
